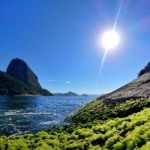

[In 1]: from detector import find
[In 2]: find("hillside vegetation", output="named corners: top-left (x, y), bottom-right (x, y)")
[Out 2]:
top-left (1, 61), bottom-right (150, 149)
top-left (67, 97), bottom-right (150, 123)
top-left (138, 62), bottom-right (150, 77)
top-left (0, 71), bottom-right (52, 96)
top-left (0, 101), bottom-right (150, 149)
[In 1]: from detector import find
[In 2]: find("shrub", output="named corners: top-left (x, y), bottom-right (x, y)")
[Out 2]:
top-left (65, 141), bottom-right (84, 150)
top-left (104, 134), bottom-right (120, 149)
top-left (113, 141), bottom-right (126, 150)
top-left (89, 134), bottom-right (104, 146)
top-left (75, 129), bottom-right (93, 139)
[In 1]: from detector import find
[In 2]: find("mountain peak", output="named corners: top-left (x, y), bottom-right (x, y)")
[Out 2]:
top-left (6, 58), bottom-right (42, 89)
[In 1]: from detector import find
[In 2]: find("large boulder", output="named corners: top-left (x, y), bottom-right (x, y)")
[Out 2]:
top-left (98, 63), bottom-right (150, 102)
top-left (6, 58), bottom-right (42, 89)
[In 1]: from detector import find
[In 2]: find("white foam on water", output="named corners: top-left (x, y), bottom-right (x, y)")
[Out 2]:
top-left (40, 120), bottom-right (60, 125)
top-left (3, 111), bottom-right (52, 116)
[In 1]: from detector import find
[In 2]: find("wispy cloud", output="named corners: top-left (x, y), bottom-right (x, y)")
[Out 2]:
top-left (47, 79), bottom-right (55, 82)
top-left (65, 81), bottom-right (71, 84)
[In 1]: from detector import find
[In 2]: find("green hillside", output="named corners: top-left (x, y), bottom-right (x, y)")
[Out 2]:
top-left (1, 98), bottom-right (150, 149)
top-left (67, 98), bottom-right (150, 123)
top-left (0, 71), bottom-right (52, 96)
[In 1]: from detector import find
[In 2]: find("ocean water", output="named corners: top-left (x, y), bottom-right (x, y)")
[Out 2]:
top-left (0, 96), bottom-right (97, 136)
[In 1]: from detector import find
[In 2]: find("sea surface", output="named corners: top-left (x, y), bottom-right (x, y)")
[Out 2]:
top-left (0, 96), bottom-right (97, 136)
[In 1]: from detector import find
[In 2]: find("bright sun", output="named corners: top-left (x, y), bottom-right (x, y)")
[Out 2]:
top-left (101, 30), bottom-right (119, 49)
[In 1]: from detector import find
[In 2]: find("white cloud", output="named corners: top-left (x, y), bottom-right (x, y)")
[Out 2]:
top-left (65, 81), bottom-right (71, 84)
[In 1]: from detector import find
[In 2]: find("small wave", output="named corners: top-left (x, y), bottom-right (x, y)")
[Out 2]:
top-left (3, 111), bottom-right (52, 116)
top-left (40, 120), bottom-right (60, 125)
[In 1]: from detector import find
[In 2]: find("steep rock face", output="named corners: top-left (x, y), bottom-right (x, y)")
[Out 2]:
top-left (98, 64), bottom-right (150, 102)
top-left (0, 71), bottom-right (52, 96)
top-left (6, 58), bottom-right (42, 89)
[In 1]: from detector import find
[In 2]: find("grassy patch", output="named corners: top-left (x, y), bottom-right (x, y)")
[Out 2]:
top-left (67, 97), bottom-right (150, 123)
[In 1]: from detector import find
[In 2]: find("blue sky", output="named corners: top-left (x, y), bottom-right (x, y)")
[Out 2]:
top-left (0, 0), bottom-right (150, 94)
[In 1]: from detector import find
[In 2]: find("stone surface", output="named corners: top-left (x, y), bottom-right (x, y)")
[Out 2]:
top-left (6, 58), bottom-right (42, 89)
top-left (98, 72), bottom-right (150, 102)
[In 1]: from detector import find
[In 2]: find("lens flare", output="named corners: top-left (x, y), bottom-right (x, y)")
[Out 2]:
top-left (98, 1), bottom-right (123, 80)
top-left (101, 31), bottom-right (119, 49)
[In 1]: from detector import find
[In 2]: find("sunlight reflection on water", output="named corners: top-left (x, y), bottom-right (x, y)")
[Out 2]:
top-left (0, 96), bottom-right (97, 136)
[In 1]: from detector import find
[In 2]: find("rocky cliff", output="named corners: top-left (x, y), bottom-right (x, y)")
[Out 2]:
top-left (98, 62), bottom-right (150, 102)
top-left (0, 58), bottom-right (52, 96)
top-left (68, 62), bottom-right (150, 124)
top-left (6, 58), bottom-right (41, 89)
top-left (0, 71), bottom-right (44, 95)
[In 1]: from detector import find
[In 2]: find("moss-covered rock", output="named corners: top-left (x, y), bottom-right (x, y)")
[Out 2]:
top-left (67, 98), bottom-right (150, 123)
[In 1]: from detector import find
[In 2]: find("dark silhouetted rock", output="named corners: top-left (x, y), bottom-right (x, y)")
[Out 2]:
top-left (0, 58), bottom-right (53, 96)
top-left (0, 70), bottom-right (53, 96)
top-left (6, 58), bottom-right (41, 89)
top-left (138, 62), bottom-right (150, 77)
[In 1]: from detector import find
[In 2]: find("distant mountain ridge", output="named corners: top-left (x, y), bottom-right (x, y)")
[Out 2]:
top-left (54, 92), bottom-right (100, 97)
top-left (81, 94), bottom-right (101, 97)
top-left (0, 58), bottom-right (52, 96)
top-left (54, 91), bottom-right (79, 96)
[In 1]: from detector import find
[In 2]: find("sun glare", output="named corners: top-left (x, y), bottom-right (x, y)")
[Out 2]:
top-left (101, 30), bottom-right (119, 49)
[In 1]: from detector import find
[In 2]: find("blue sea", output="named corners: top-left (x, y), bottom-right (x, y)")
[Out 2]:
top-left (0, 96), bottom-right (97, 136)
